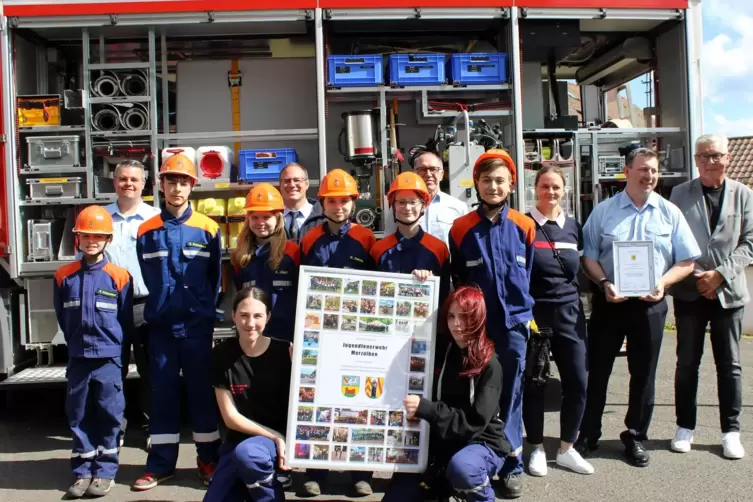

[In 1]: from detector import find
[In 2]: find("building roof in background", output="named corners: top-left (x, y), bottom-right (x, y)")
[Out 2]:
top-left (728, 136), bottom-right (753, 189)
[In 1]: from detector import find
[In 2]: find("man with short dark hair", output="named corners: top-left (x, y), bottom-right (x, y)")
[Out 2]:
top-left (577, 147), bottom-right (701, 467)
top-left (278, 163), bottom-right (321, 243)
top-left (383, 149), bottom-right (467, 246)
top-left (669, 134), bottom-right (753, 459)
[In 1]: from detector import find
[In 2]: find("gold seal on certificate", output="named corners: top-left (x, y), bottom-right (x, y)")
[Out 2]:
top-left (612, 241), bottom-right (656, 297)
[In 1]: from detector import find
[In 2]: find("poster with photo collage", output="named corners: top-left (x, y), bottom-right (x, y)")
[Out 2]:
top-left (286, 266), bottom-right (440, 473)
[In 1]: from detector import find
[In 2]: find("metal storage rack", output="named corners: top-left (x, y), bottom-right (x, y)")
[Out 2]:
top-left (0, 3), bottom-right (703, 357)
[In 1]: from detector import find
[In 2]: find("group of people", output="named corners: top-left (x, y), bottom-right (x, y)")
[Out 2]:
top-left (54, 132), bottom-right (752, 501)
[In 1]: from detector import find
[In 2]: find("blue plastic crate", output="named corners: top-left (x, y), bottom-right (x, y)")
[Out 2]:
top-left (388, 53), bottom-right (446, 86)
top-left (238, 148), bottom-right (298, 182)
top-left (450, 53), bottom-right (508, 85)
top-left (328, 55), bottom-right (384, 87)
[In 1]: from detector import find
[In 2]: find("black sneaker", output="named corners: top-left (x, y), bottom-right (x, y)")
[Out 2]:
top-left (620, 431), bottom-right (650, 467)
top-left (500, 473), bottom-right (523, 499)
top-left (574, 436), bottom-right (599, 456)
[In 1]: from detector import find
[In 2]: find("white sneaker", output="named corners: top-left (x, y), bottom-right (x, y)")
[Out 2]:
top-left (671, 427), bottom-right (694, 453)
top-left (556, 447), bottom-right (594, 475)
top-left (528, 448), bottom-right (548, 477)
top-left (722, 432), bottom-right (745, 459)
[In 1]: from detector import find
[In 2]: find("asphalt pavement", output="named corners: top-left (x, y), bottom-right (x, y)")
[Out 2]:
top-left (1, 332), bottom-right (751, 501)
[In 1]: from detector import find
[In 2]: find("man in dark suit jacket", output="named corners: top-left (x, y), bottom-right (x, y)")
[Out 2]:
top-left (669, 134), bottom-right (753, 460)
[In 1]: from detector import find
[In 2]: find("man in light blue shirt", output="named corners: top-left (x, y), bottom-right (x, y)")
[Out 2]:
top-left (105, 159), bottom-right (160, 450)
top-left (576, 147), bottom-right (701, 468)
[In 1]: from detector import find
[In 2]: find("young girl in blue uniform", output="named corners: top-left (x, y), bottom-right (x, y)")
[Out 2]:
top-left (523, 165), bottom-right (593, 476)
top-left (383, 285), bottom-right (510, 502)
top-left (448, 149), bottom-right (535, 499)
top-left (370, 172), bottom-right (450, 300)
top-left (299, 168), bottom-right (376, 271)
top-left (232, 183), bottom-right (300, 343)
top-left (54, 206), bottom-right (133, 498)
top-left (205, 286), bottom-right (292, 502)
top-left (298, 168), bottom-right (376, 496)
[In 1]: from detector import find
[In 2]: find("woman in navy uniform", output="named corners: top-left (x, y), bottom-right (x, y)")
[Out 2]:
top-left (522, 165), bottom-right (593, 476)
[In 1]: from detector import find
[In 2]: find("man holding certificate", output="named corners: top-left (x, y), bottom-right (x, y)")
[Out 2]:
top-left (576, 147), bottom-right (701, 468)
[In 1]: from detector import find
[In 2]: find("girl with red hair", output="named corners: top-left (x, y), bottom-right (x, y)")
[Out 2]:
top-left (383, 285), bottom-right (510, 502)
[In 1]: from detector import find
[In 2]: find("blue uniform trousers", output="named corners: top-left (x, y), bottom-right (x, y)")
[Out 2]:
top-left (489, 322), bottom-right (528, 475)
top-left (383, 444), bottom-right (503, 502)
top-left (204, 437), bottom-right (284, 502)
top-left (523, 300), bottom-right (588, 444)
top-left (66, 357), bottom-right (125, 480)
top-left (146, 323), bottom-right (221, 474)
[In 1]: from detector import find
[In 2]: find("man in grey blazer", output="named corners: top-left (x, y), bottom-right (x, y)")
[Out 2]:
top-left (668, 134), bottom-right (753, 459)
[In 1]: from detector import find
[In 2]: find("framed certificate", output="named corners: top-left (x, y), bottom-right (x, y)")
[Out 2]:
top-left (286, 266), bottom-right (440, 473)
top-left (612, 240), bottom-right (656, 297)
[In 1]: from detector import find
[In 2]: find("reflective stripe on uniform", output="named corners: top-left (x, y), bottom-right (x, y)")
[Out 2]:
top-left (243, 280), bottom-right (256, 288)
top-left (272, 280), bottom-right (292, 287)
top-left (63, 300), bottom-right (81, 309)
top-left (72, 449), bottom-right (98, 459)
top-left (246, 471), bottom-right (275, 489)
top-left (466, 258), bottom-right (483, 267)
top-left (150, 433), bottom-right (181, 445)
top-left (98, 446), bottom-right (119, 455)
top-left (454, 475), bottom-right (490, 494)
top-left (142, 250), bottom-right (168, 259)
top-left (193, 430), bottom-right (220, 443)
top-left (509, 446), bottom-right (523, 457)
top-left (95, 302), bottom-right (117, 310)
top-left (183, 249), bottom-right (211, 258)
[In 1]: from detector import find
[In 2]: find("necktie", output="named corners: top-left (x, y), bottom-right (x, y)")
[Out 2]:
top-left (288, 211), bottom-right (299, 241)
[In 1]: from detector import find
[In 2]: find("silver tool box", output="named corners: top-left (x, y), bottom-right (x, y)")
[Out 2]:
top-left (26, 135), bottom-right (81, 169)
top-left (26, 177), bottom-right (83, 200)
top-left (27, 219), bottom-right (65, 261)
top-left (598, 155), bottom-right (626, 175)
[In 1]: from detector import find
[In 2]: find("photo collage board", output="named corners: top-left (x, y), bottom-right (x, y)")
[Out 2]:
top-left (286, 266), bottom-right (440, 473)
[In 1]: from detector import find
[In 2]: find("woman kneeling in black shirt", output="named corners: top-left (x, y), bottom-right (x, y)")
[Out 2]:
top-left (383, 285), bottom-right (511, 502)
top-left (205, 287), bottom-right (292, 502)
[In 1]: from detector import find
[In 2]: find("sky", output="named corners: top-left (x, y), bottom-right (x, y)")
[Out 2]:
top-left (700, 0), bottom-right (753, 138)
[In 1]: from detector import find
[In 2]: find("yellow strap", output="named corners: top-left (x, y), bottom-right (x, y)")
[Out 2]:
top-left (230, 59), bottom-right (241, 155)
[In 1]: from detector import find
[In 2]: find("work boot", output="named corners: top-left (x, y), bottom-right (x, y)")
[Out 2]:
top-left (500, 473), bottom-right (523, 499)
top-left (301, 480), bottom-right (321, 496)
top-left (197, 457), bottom-right (217, 486)
top-left (65, 478), bottom-right (91, 499)
top-left (353, 480), bottom-right (373, 496)
top-left (85, 478), bottom-right (114, 497)
top-left (132, 472), bottom-right (175, 491)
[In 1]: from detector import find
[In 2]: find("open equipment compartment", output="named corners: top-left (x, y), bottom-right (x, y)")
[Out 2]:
top-left (0, 0), bottom-right (700, 382)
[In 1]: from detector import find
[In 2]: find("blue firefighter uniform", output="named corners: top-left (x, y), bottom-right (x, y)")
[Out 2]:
top-left (54, 259), bottom-right (133, 481)
top-left (449, 205), bottom-right (536, 475)
top-left (232, 240), bottom-right (300, 343)
top-left (137, 204), bottom-right (222, 475)
top-left (300, 221), bottom-right (376, 270)
top-left (370, 228), bottom-right (451, 301)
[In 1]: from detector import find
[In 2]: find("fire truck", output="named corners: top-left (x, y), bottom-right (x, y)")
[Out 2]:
top-left (0, 0), bottom-right (702, 389)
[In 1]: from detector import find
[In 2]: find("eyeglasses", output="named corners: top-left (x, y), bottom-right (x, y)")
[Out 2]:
top-left (281, 177), bottom-right (308, 185)
top-left (415, 166), bottom-right (442, 175)
top-left (695, 153), bottom-right (727, 163)
top-left (395, 199), bottom-right (423, 209)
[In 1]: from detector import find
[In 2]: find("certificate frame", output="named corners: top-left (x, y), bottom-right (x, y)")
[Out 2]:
top-left (612, 240), bottom-right (656, 297)
top-left (285, 265), bottom-right (440, 473)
